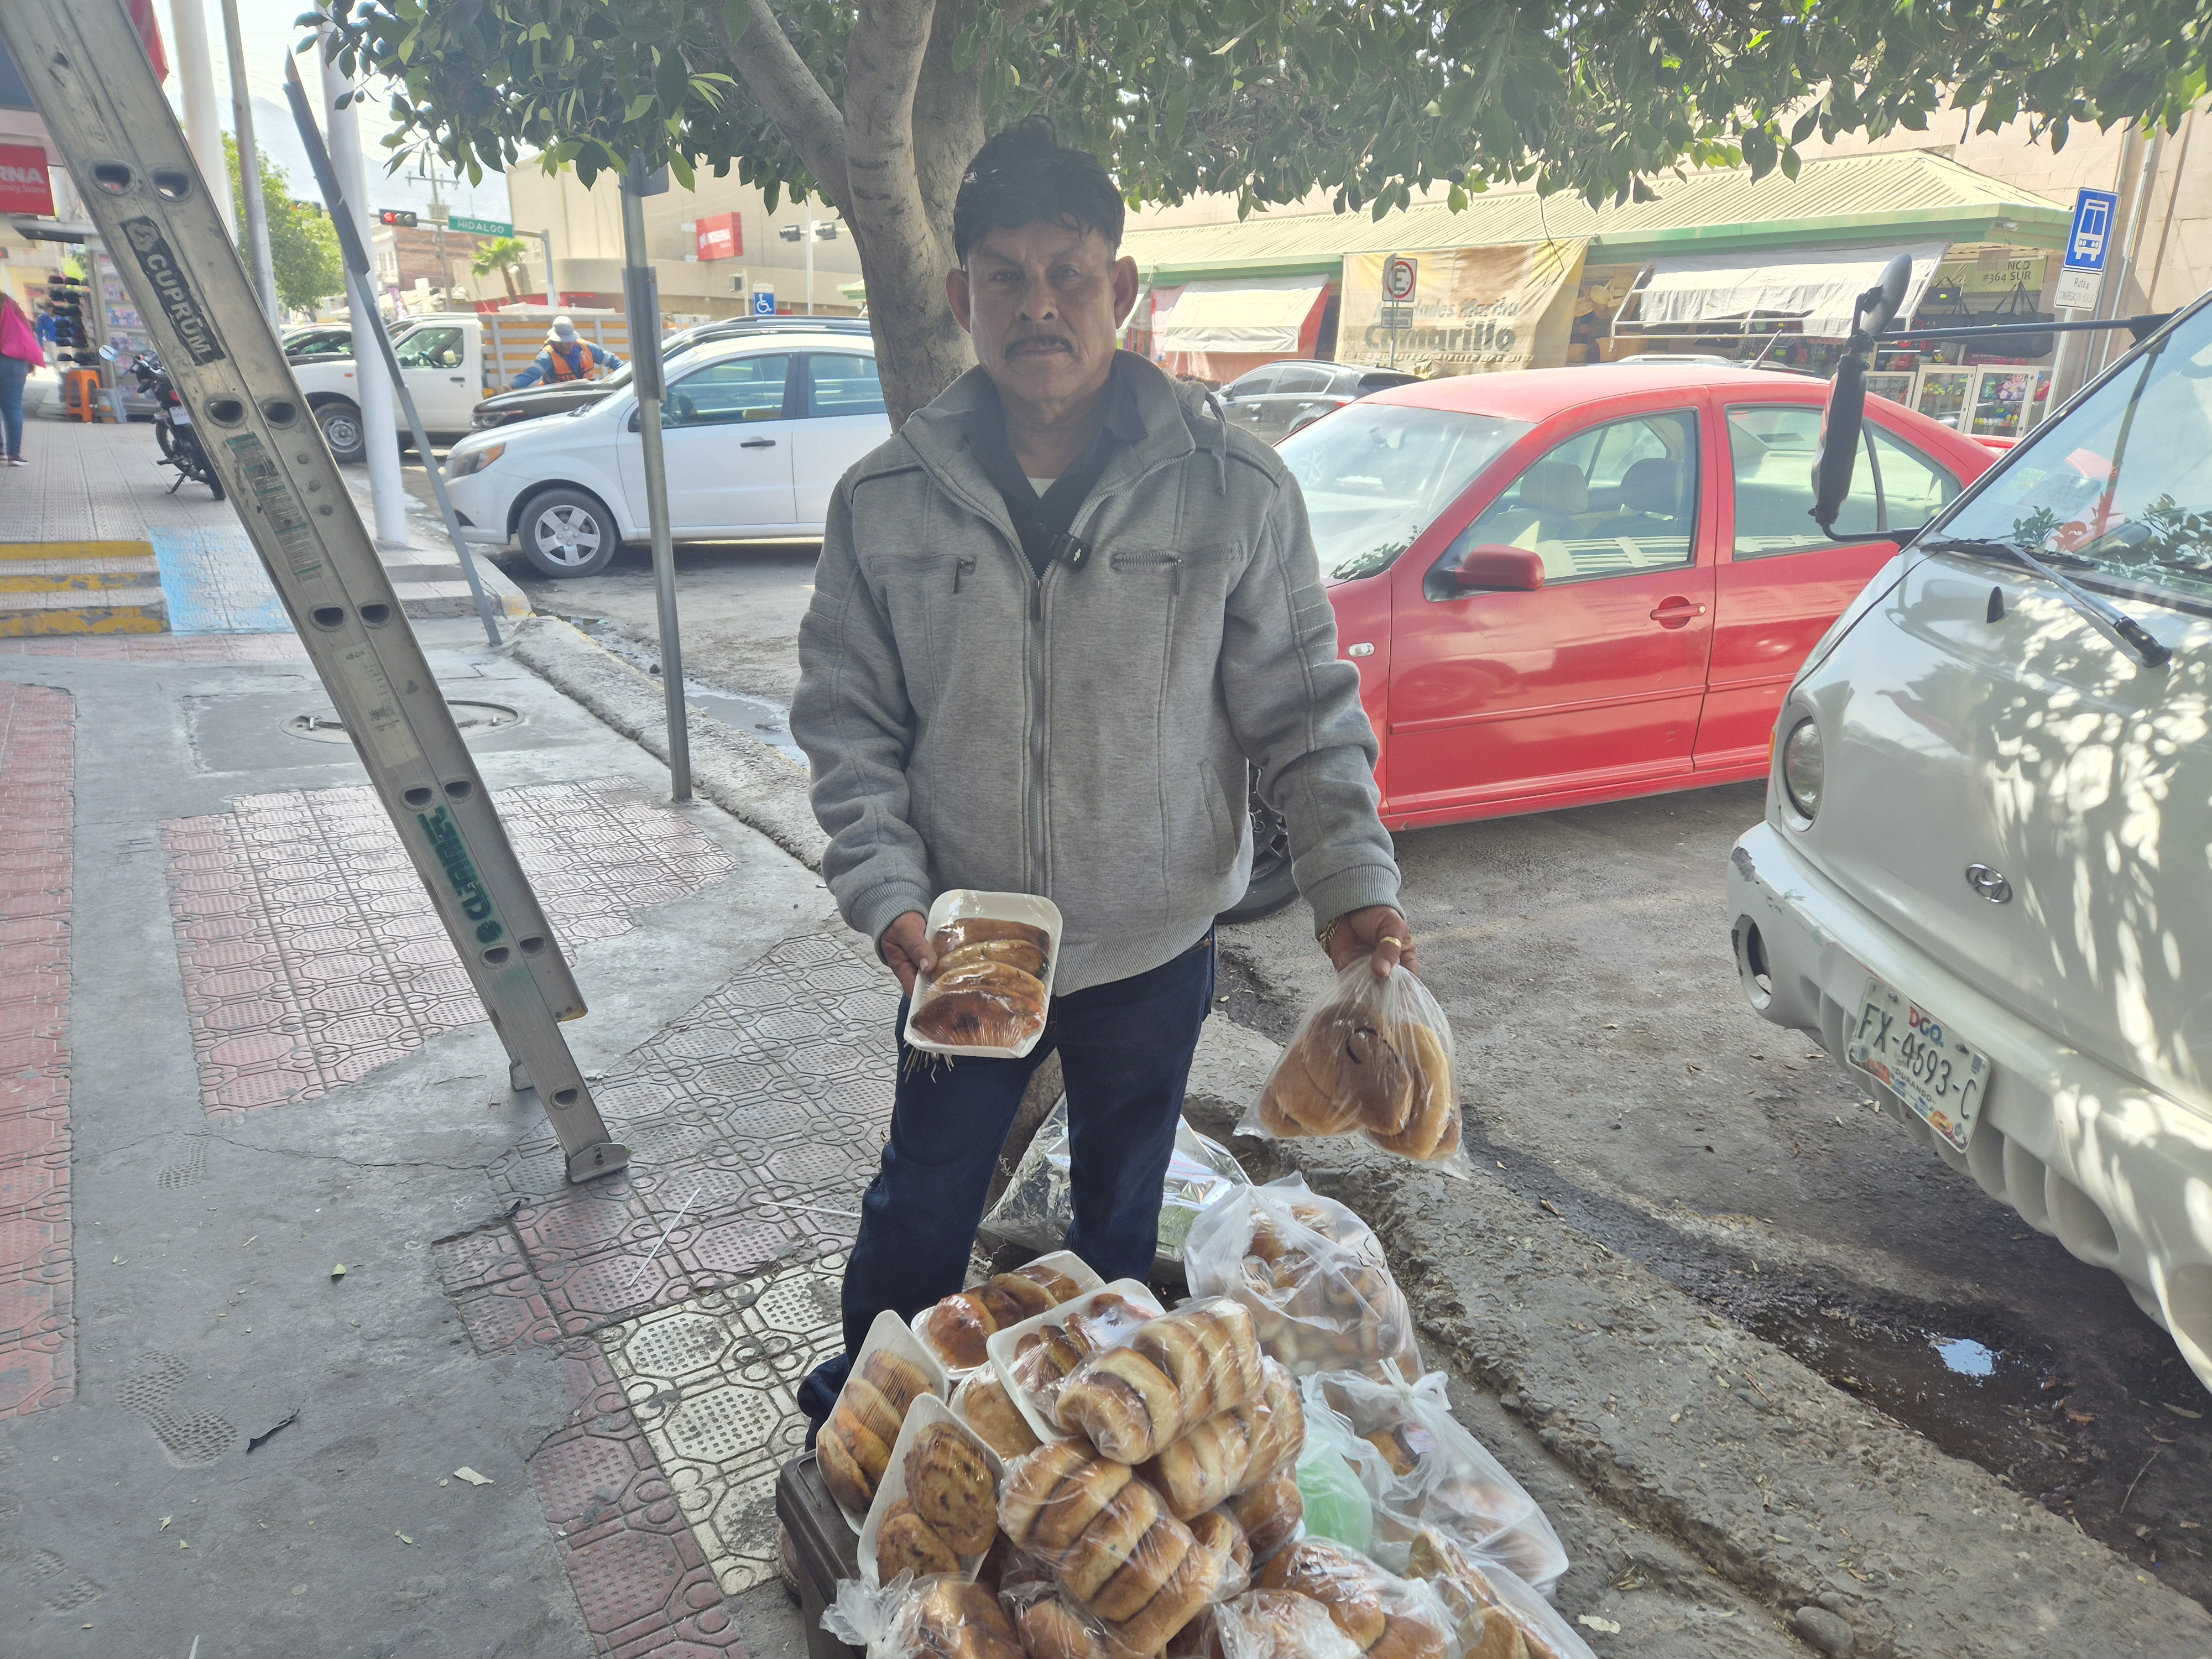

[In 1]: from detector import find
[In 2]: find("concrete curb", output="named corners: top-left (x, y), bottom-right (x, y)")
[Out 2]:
top-left (507, 613), bottom-right (830, 872)
top-left (1180, 1019), bottom-right (2212, 1659)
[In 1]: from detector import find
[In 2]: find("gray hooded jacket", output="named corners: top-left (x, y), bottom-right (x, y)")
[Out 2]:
top-left (792, 352), bottom-right (1400, 994)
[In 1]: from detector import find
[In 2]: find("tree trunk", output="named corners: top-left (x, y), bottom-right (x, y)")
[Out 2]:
top-left (716, 0), bottom-right (986, 425)
top-left (502, 264), bottom-right (519, 301)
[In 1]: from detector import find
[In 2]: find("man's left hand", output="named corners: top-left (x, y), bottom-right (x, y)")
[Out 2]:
top-left (1325, 906), bottom-right (1420, 980)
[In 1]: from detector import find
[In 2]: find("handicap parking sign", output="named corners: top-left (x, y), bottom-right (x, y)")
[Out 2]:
top-left (753, 288), bottom-right (777, 317)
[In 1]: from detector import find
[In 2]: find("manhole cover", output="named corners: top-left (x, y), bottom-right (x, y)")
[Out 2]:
top-left (285, 701), bottom-right (522, 744)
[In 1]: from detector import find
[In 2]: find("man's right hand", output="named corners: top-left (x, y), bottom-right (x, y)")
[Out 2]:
top-left (878, 911), bottom-right (937, 997)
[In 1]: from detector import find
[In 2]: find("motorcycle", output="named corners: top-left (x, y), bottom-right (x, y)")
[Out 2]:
top-left (102, 344), bottom-right (222, 499)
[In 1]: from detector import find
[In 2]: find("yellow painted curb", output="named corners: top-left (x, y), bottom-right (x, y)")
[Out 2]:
top-left (0, 570), bottom-right (157, 594)
top-left (0, 607), bottom-right (167, 637)
top-left (0, 540), bottom-right (156, 561)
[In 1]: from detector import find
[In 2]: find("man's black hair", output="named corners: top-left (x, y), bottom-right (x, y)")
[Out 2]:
top-left (952, 117), bottom-right (1125, 265)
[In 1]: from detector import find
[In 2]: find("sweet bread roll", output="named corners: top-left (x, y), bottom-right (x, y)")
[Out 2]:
top-left (1091, 1516), bottom-right (1192, 1624)
top-left (1016, 1597), bottom-right (1113, 1659)
top-left (907, 1420), bottom-right (999, 1556)
top-left (1367, 1021), bottom-right (1458, 1161)
top-left (1240, 1365), bottom-right (1303, 1485)
top-left (1255, 1001), bottom-right (1412, 1139)
top-left (1212, 1590), bottom-right (1365, 1659)
top-left (1058, 1479), bottom-right (1165, 1603)
top-left (910, 1577), bottom-right (1026, 1659)
top-left (1103, 1520), bottom-right (1224, 1657)
top-left (1225, 1469), bottom-right (1301, 1562)
top-left (1406, 1528), bottom-right (1562, 1659)
top-left (878, 1497), bottom-right (962, 1581)
top-left (864, 1348), bottom-right (935, 1413)
top-left (818, 1425), bottom-right (875, 1516)
top-left (1015, 1261), bottom-right (1085, 1302)
top-left (914, 983), bottom-right (1047, 1048)
top-left (956, 1373), bottom-right (1042, 1460)
top-left (822, 1346), bottom-right (937, 1511)
top-left (934, 917), bottom-right (1052, 958)
top-left (1002, 1443), bottom-right (1135, 1554)
top-left (1060, 1303), bottom-right (1262, 1464)
top-left (1140, 1410), bottom-right (1250, 1520)
top-left (1254, 1542), bottom-right (1388, 1648)
top-left (930, 959), bottom-right (1047, 1004)
top-left (937, 938), bottom-right (1050, 978)
top-left (1187, 1508), bottom-right (1251, 1596)
top-left (922, 1265), bottom-right (1083, 1370)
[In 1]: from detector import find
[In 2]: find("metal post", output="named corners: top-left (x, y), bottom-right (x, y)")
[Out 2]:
top-left (523, 227), bottom-right (557, 306)
top-left (2094, 127), bottom-right (2167, 380)
top-left (805, 220), bottom-right (815, 316)
top-left (318, 27), bottom-right (408, 547)
top-left (218, 0), bottom-right (277, 323)
top-left (620, 161), bottom-right (692, 802)
top-left (284, 57), bottom-right (503, 649)
top-left (166, 0), bottom-right (233, 238)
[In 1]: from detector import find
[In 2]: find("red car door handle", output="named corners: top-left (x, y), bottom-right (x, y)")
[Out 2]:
top-left (1649, 597), bottom-right (1707, 628)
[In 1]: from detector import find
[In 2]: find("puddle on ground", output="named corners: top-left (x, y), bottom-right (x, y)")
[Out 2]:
top-left (559, 614), bottom-right (809, 768)
top-left (1933, 1334), bottom-right (1996, 1377)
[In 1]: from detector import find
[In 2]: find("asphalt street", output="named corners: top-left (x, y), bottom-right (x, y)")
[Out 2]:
top-left (494, 533), bottom-right (2212, 1612)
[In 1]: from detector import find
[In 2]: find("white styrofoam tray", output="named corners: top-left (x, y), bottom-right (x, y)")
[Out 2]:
top-left (902, 890), bottom-right (1063, 1059)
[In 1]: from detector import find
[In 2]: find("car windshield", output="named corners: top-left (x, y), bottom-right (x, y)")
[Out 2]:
top-left (1279, 403), bottom-right (1532, 578)
top-left (1943, 300), bottom-right (2212, 608)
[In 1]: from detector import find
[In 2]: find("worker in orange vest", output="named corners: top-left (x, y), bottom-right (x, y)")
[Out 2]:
top-left (512, 316), bottom-right (624, 388)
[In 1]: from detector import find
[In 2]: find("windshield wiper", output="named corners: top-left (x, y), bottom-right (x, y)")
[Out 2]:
top-left (1918, 536), bottom-right (2172, 667)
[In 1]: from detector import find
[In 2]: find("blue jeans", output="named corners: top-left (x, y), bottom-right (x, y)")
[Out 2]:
top-left (796, 931), bottom-right (1215, 1430)
top-left (0, 356), bottom-right (27, 459)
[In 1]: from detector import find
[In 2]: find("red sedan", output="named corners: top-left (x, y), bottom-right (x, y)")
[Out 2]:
top-left (1233, 366), bottom-right (1993, 916)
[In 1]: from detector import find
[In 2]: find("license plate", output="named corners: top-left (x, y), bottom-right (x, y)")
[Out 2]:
top-left (168, 407), bottom-right (191, 427)
top-left (1845, 977), bottom-right (1991, 1151)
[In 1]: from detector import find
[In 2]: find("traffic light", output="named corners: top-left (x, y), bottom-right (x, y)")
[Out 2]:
top-left (378, 209), bottom-right (418, 227)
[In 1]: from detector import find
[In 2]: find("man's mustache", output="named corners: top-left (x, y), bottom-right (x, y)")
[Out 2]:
top-left (1006, 334), bottom-right (1075, 354)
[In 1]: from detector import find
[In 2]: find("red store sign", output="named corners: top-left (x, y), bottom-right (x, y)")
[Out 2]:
top-left (0, 144), bottom-right (56, 217)
top-left (696, 212), bottom-right (742, 262)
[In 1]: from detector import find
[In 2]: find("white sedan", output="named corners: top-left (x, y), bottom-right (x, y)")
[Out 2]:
top-left (440, 332), bottom-right (890, 577)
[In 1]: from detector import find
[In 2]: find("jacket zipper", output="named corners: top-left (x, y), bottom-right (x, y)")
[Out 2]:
top-left (953, 556), bottom-right (975, 593)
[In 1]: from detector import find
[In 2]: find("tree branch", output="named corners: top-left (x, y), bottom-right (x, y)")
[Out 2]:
top-left (708, 0), bottom-right (852, 214)
top-left (910, 2), bottom-right (987, 268)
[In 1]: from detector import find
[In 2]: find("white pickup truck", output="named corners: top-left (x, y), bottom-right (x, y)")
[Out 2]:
top-left (288, 310), bottom-right (632, 462)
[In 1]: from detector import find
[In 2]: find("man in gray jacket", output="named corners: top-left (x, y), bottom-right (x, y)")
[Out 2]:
top-left (790, 120), bottom-right (1416, 1428)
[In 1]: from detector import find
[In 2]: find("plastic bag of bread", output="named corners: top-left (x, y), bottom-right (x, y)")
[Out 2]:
top-left (1225, 1468), bottom-right (1302, 1565)
top-left (1208, 1589), bottom-right (1365, 1659)
top-left (1237, 959), bottom-right (1468, 1173)
top-left (998, 1443), bottom-right (1246, 1656)
top-left (1253, 1538), bottom-right (1457, 1659)
top-left (1138, 1359), bottom-right (1302, 1520)
top-left (899, 1575), bottom-right (1030, 1658)
top-left (1183, 1176), bottom-right (1421, 1380)
top-left (918, 1253), bottom-right (1102, 1373)
top-left (992, 1283), bottom-right (1167, 1443)
top-left (862, 1397), bottom-right (1006, 1588)
top-left (906, 893), bottom-right (1062, 1058)
top-left (1406, 1529), bottom-right (1596, 1659)
top-left (823, 1311), bottom-right (951, 1526)
top-left (1053, 1298), bottom-right (1267, 1464)
top-left (1307, 1369), bottom-right (1566, 1597)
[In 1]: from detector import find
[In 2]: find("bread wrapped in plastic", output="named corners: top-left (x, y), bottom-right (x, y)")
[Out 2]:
top-left (1208, 1589), bottom-right (1365, 1659)
top-left (998, 1443), bottom-right (1238, 1656)
top-left (1253, 1538), bottom-right (1454, 1659)
top-left (1054, 1299), bottom-right (1265, 1464)
top-left (1225, 1468), bottom-right (1302, 1565)
top-left (1138, 1359), bottom-right (1302, 1520)
top-left (1309, 1368), bottom-right (1567, 1595)
top-left (1237, 959), bottom-right (1467, 1172)
top-left (1406, 1528), bottom-right (1598, 1659)
top-left (920, 1258), bottom-right (1094, 1373)
top-left (1183, 1176), bottom-right (1421, 1381)
top-left (822, 1313), bottom-right (945, 1519)
top-left (956, 1371), bottom-right (1044, 1460)
top-left (905, 1576), bottom-right (1029, 1658)
top-left (1000, 1287), bottom-right (1164, 1434)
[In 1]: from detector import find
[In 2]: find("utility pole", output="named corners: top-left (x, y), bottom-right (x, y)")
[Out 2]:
top-left (319, 26), bottom-right (408, 548)
top-left (620, 157), bottom-right (692, 802)
top-left (166, 0), bottom-right (234, 238)
top-left (218, 0), bottom-right (277, 322)
top-left (521, 227), bottom-right (557, 306)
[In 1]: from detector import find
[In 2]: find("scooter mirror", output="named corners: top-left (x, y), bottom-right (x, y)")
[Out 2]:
top-left (1863, 253), bottom-right (1913, 337)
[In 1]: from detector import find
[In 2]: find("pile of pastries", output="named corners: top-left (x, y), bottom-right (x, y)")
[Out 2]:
top-left (818, 1239), bottom-right (1589, 1659)
top-left (912, 917), bottom-right (1053, 1050)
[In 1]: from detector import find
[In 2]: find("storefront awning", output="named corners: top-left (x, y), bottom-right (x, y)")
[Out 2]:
top-left (1616, 242), bottom-right (1947, 340)
top-left (1154, 275), bottom-right (1329, 356)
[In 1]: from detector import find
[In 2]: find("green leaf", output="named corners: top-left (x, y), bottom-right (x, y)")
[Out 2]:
top-left (625, 93), bottom-right (656, 122)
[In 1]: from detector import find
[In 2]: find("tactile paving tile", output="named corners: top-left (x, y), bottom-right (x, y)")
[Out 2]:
top-left (598, 1256), bottom-right (847, 1598)
top-left (0, 684), bottom-right (76, 1421)
top-left (528, 1340), bottom-right (747, 1657)
top-left (159, 776), bottom-right (735, 1114)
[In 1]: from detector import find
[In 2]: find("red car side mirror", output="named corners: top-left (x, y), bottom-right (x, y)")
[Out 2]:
top-left (1447, 545), bottom-right (1546, 592)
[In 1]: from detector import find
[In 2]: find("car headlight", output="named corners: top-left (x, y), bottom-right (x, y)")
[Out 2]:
top-left (447, 442), bottom-right (503, 479)
top-left (1780, 716), bottom-right (1823, 822)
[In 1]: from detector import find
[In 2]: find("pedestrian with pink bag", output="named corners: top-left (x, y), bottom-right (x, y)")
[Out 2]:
top-left (0, 290), bottom-right (47, 467)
